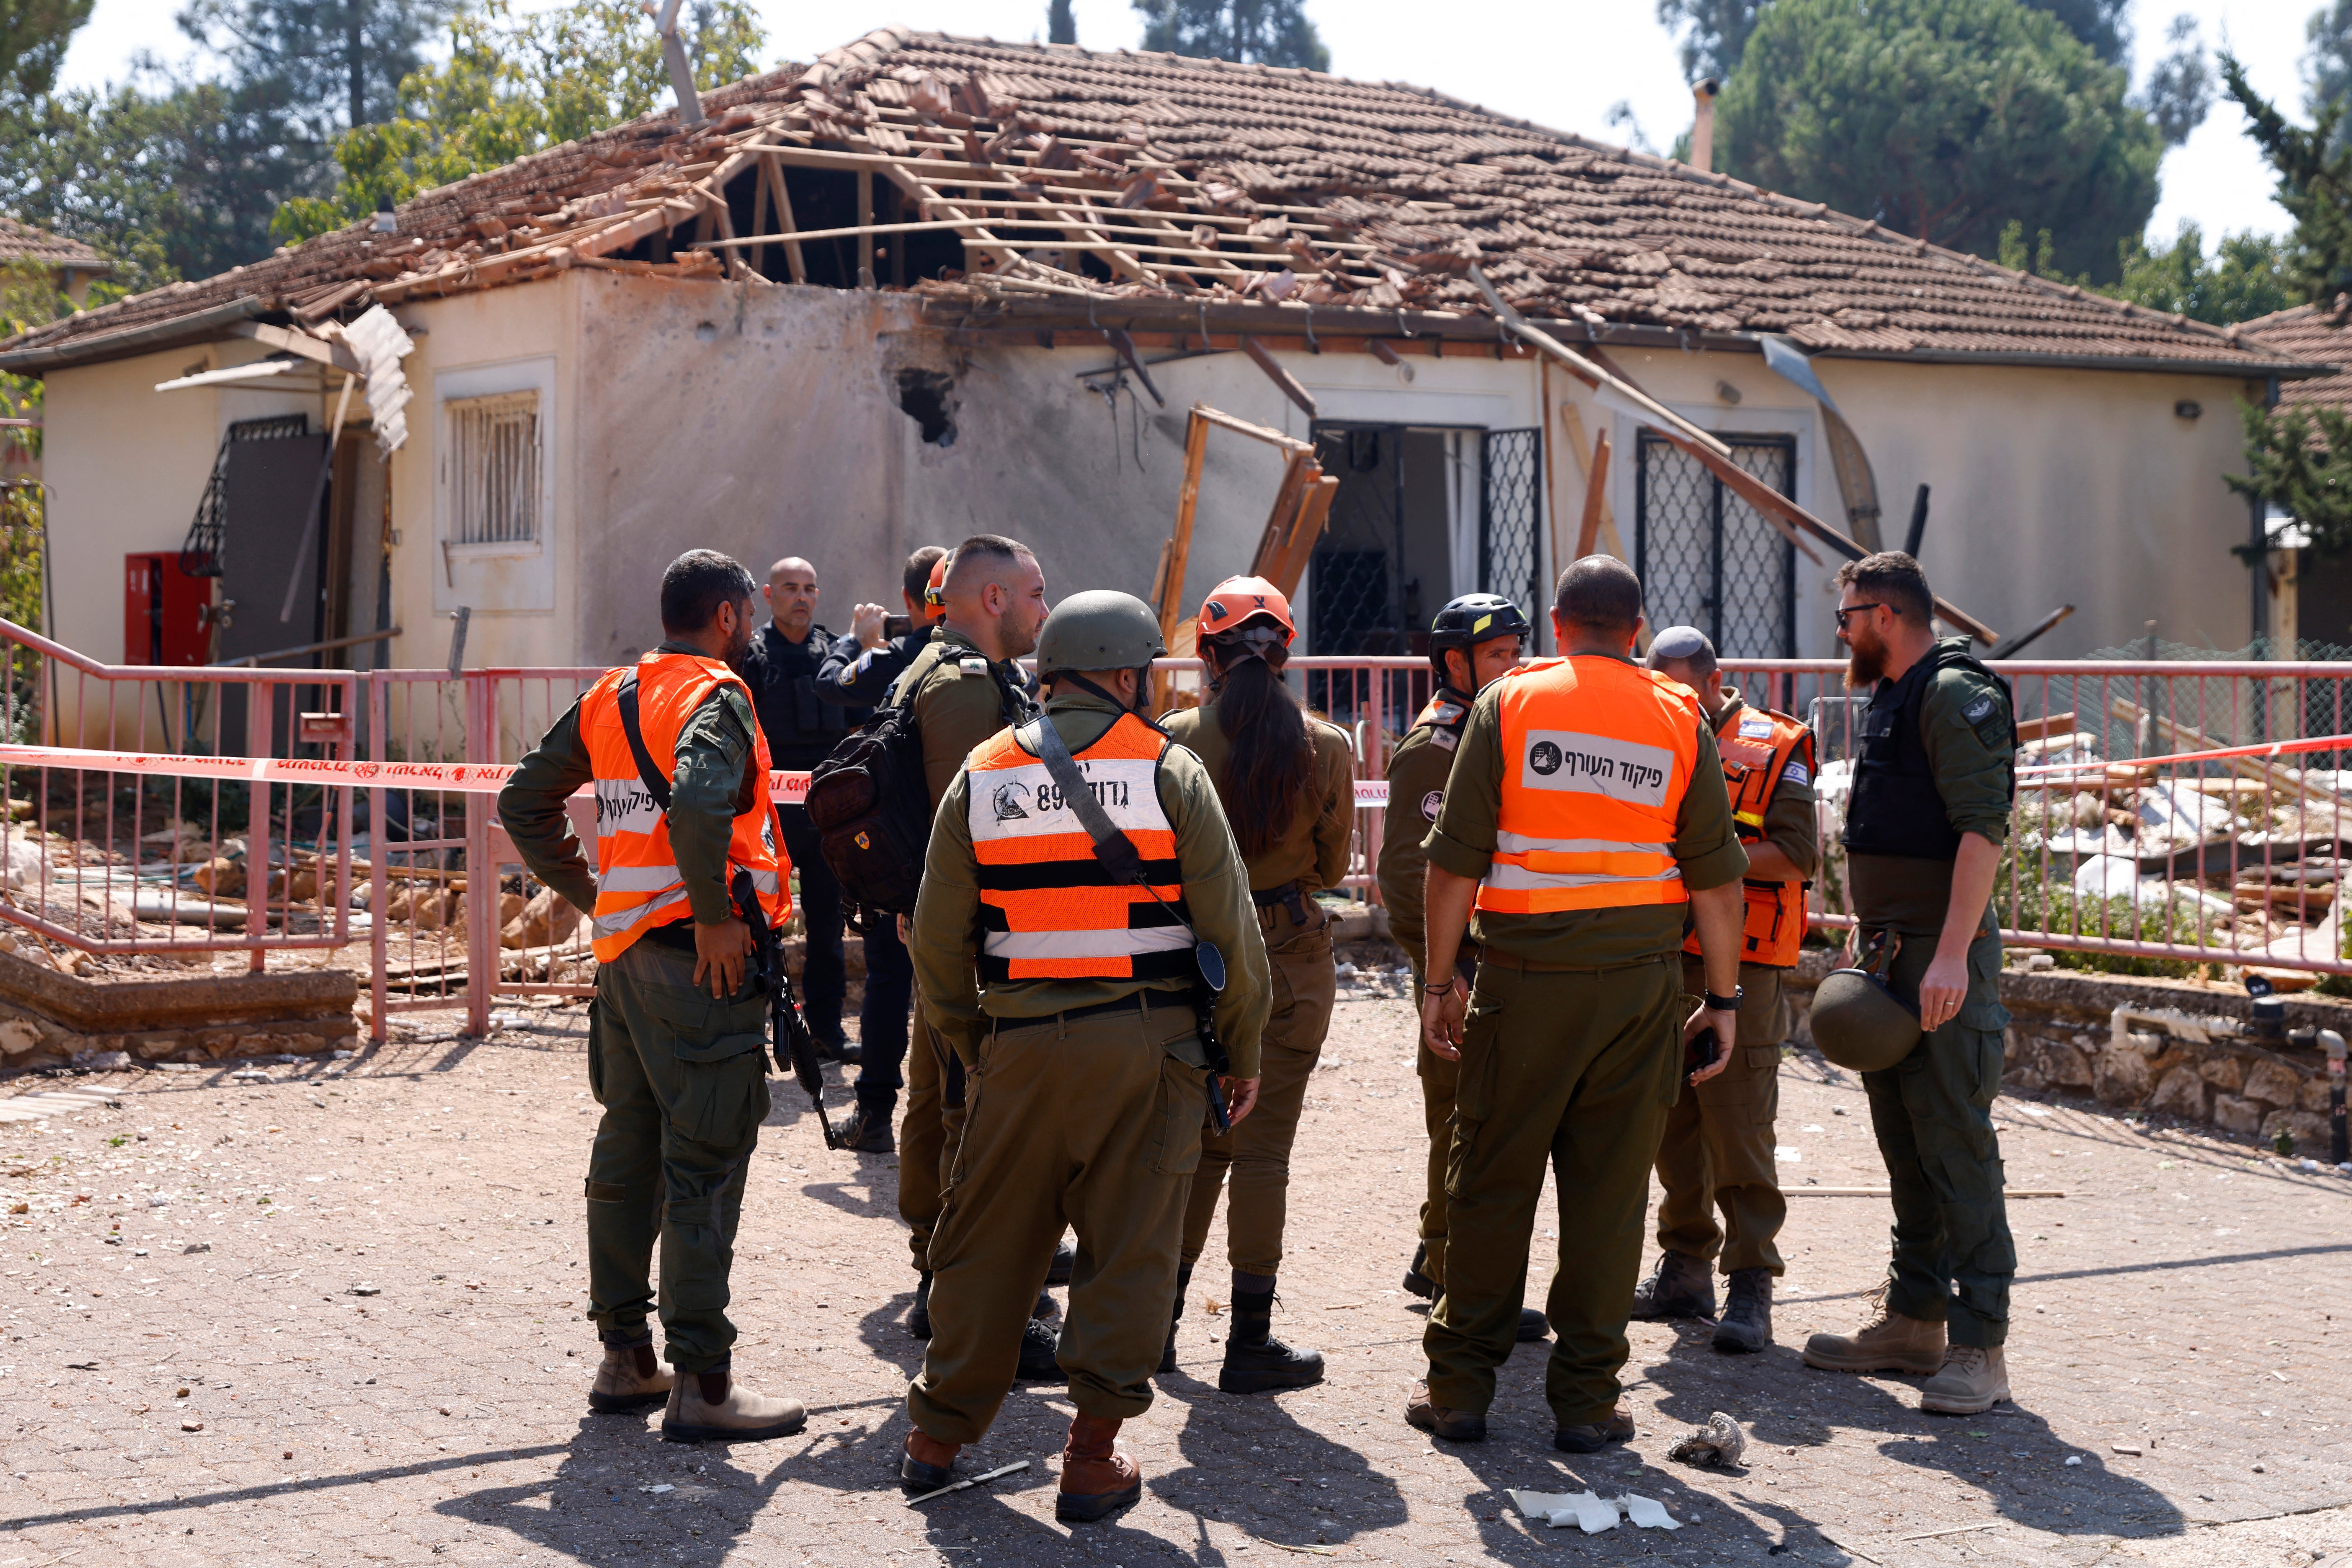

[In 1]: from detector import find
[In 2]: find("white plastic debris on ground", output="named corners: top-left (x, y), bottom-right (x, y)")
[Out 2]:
top-left (1508, 1489), bottom-right (1682, 1533)
top-left (2068, 853), bottom-right (2234, 917)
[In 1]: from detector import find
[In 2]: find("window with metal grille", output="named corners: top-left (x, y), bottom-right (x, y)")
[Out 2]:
top-left (446, 390), bottom-right (541, 547)
top-left (1635, 432), bottom-right (1797, 658)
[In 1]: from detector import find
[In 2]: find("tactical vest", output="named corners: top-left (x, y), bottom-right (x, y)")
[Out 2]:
top-left (1841, 640), bottom-right (2014, 861)
top-left (581, 651), bottom-right (790, 962)
top-left (1477, 656), bottom-right (1702, 916)
top-left (1681, 699), bottom-right (1815, 969)
top-left (966, 710), bottom-right (1195, 983)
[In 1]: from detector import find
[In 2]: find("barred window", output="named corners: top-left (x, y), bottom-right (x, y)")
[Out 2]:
top-left (447, 390), bottom-right (541, 546)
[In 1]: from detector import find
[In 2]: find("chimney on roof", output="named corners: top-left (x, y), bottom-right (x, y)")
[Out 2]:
top-left (1690, 78), bottom-right (1719, 174)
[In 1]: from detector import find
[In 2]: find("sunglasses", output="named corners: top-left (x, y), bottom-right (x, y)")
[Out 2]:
top-left (1833, 603), bottom-right (1885, 630)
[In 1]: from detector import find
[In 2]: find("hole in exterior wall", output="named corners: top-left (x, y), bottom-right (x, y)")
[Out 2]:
top-left (896, 369), bottom-right (957, 447)
top-left (694, 321), bottom-right (718, 343)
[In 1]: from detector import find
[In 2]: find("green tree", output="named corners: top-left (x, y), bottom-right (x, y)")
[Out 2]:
top-left (1131, 0), bottom-right (1327, 70)
top-left (2311, 0), bottom-right (2352, 138)
top-left (1661, 0), bottom-right (2126, 82)
top-left (175, 0), bottom-right (448, 141)
top-left (0, 0), bottom-right (93, 100)
top-left (1047, 0), bottom-right (1075, 45)
top-left (2098, 223), bottom-right (2295, 325)
top-left (1716, 0), bottom-right (2161, 282)
top-left (2232, 403), bottom-right (2352, 559)
top-left (271, 0), bottom-right (766, 244)
top-left (0, 73), bottom-right (312, 292)
top-left (2220, 51), bottom-right (2352, 302)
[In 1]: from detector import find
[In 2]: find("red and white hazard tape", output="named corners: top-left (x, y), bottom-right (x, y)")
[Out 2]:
top-left (0, 744), bottom-right (815, 805)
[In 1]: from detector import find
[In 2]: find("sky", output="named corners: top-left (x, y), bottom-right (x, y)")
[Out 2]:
top-left (56, 0), bottom-right (2314, 247)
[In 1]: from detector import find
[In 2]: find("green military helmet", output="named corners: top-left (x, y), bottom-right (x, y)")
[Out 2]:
top-left (1809, 967), bottom-right (1925, 1072)
top-left (1037, 589), bottom-right (1167, 675)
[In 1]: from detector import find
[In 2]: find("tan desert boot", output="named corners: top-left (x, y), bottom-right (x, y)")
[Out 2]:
top-left (588, 1338), bottom-right (673, 1414)
top-left (1055, 1413), bottom-right (1142, 1523)
top-left (660, 1366), bottom-right (808, 1443)
top-left (1800, 1285), bottom-right (1945, 1375)
top-left (1919, 1344), bottom-right (2010, 1415)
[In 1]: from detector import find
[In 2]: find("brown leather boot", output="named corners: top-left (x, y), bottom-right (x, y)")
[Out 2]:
top-left (900, 1429), bottom-right (963, 1496)
top-left (660, 1365), bottom-right (807, 1443)
top-left (1801, 1284), bottom-right (1945, 1375)
top-left (588, 1335), bottom-right (673, 1414)
top-left (1055, 1413), bottom-right (1142, 1523)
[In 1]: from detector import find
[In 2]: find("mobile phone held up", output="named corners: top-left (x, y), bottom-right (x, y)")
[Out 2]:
top-left (883, 614), bottom-right (913, 638)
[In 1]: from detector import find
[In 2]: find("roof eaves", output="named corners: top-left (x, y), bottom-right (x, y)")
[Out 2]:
top-left (0, 295), bottom-right (269, 374)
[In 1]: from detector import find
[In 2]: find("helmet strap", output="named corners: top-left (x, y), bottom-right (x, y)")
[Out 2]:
top-left (1054, 669), bottom-right (1142, 714)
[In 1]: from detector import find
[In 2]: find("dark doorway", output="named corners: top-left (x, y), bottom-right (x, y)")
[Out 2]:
top-left (1634, 432), bottom-right (1798, 658)
top-left (213, 420), bottom-right (329, 754)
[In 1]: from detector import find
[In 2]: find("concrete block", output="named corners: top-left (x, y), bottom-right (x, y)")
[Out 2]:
top-left (2197, 1052), bottom-right (2246, 1092)
top-left (2302, 1076), bottom-right (2335, 1115)
top-left (2244, 1059), bottom-right (2307, 1109)
top-left (0, 1018), bottom-right (42, 1058)
top-left (2147, 1065), bottom-right (2209, 1120)
top-left (2213, 1094), bottom-right (2265, 1136)
top-left (2039, 1039), bottom-right (2094, 1089)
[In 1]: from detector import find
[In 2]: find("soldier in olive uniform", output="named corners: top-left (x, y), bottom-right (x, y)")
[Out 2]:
top-left (1408, 557), bottom-right (1749, 1452)
top-left (1801, 552), bottom-right (2019, 1416)
top-left (498, 550), bottom-right (807, 1443)
top-left (901, 590), bottom-right (1269, 1522)
top-left (1375, 593), bottom-right (1546, 1344)
top-left (1632, 625), bottom-right (1819, 1354)
top-left (887, 535), bottom-right (1061, 1381)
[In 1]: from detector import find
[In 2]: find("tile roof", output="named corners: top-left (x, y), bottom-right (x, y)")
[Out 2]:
top-left (2242, 302), bottom-right (2352, 412)
top-left (0, 27), bottom-right (2320, 378)
top-left (0, 215), bottom-right (106, 270)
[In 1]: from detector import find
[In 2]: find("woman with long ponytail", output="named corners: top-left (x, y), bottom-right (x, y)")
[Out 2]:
top-left (1158, 576), bottom-right (1355, 1394)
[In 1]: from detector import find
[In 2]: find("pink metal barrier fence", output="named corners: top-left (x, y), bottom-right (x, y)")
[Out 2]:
top-left (2, 618), bottom-right (2347, 1057)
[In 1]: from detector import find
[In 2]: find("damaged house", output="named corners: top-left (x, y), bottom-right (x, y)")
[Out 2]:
top-left (0, 25), bottom-right (2330, 728)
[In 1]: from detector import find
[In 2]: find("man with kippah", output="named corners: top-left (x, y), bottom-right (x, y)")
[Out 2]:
top-left (1632, 625), bottom-right (1818, 1354)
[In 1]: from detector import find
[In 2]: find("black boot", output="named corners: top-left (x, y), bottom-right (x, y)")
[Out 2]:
top-left (1015, 1318), bottom-right (1063, 1382)
top-left (1047, 1237), bottom-right (1077, 1287)
top-left (1219, 1288), bottom-right (1323, 1394)
top-left (1713, 1268), bottom-right (1773, 1353)
top-left (1630, 1250), bottom-right (1715, 1320)
top-left (1159, 1263), bottom-right (1194, 1375)
top-left (906, 1272), bottom-right (934, 1340)
top-left (1402, 1240), bottom-right (1437, 1301)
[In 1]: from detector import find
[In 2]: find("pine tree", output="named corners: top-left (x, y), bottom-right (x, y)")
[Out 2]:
top-left (1047, 0), bottom-right (1075, 45)
top-left (1131, 0), bottom-right (1327, 71)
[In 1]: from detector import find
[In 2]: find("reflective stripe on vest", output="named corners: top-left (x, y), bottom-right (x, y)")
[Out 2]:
top-left (966, 710), bottom-right (1195, 983)
top-left (580, 651), bottom-right (792, 963)
top-left (1478, 656), bottom-right (1701, 916)
top-left (1683, 701), bottom-right (1816, 968)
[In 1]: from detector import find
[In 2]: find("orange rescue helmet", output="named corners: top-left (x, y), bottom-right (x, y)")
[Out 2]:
top-left (921, 554), bottom-right (949, 621)
top-left (1197, 576), bottom-right (1296, 646)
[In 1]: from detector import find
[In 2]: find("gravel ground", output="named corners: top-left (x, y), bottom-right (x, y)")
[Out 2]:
top-left (2, 989), bottom-right (2348, 1567)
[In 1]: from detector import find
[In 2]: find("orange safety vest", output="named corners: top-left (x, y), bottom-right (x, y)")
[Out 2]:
top-left (1477, 656), bottom-right (1702, 916)
top-left (580, 650), bottom-right (791, 963)
top-left (1681, 698), bottom-right (1816, 969)
top-left (966, 710), bottom-right (1195, 983)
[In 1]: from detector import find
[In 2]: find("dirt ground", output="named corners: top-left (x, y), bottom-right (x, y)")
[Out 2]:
top-left (3, 989), bottom-right (2349, 1567)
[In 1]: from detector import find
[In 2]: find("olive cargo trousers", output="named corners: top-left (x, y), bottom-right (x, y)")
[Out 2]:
top-left (1424, 956), bottom-right (1683, 1426)
top-left (1651, 957), bottom-right (1789, 1275)
top-left (908, 997), bottom-right (1208, 1443)
top-left (1410, 947), bottom-right (1476, 1292)
top-left (1180, 906), bottom-right (1335, 1276)
top-left (899, 989), bottom-right (967, 1273)
top-left (1864, 928), bottom-right (2015, 1348)
top-left (583, 934), bottom-right (772, 1374)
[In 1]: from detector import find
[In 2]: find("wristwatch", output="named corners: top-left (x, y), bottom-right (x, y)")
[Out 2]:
top-left (1703, 987), bottom-right (1744, 1012)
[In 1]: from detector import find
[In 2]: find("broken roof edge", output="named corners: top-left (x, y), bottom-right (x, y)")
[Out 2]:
top-left (0, 295), bottom-right (271, 375)
top-left (829, 26), bottom-right (2263, 359)
top-left (920, 291), bottom-right (2331, 380)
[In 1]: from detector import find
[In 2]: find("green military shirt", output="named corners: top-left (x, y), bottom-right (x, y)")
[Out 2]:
top-left (1712, 690), bottom-right (1820, 880)
top-left (1376, 693), bottom-right (1473, 976)
top-left (497, 643), bottom-right (764, 927)
top-left (1423, 653), bottom-right (1749, 967)
top-left (909, 691), bottom-right (1272, 1078)
top-left (890, 623), bottom-right (1033, 812)
top-left (1846, 639), bottom-right (2015, 935)
top-left (1159, 700), bottom-right (1354, 894)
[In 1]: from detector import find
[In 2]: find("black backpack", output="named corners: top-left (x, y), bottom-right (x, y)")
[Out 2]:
top-left (803, 640), bottom-right (1030, 928)
top-left (803, 695), bottom-right (934, 927)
